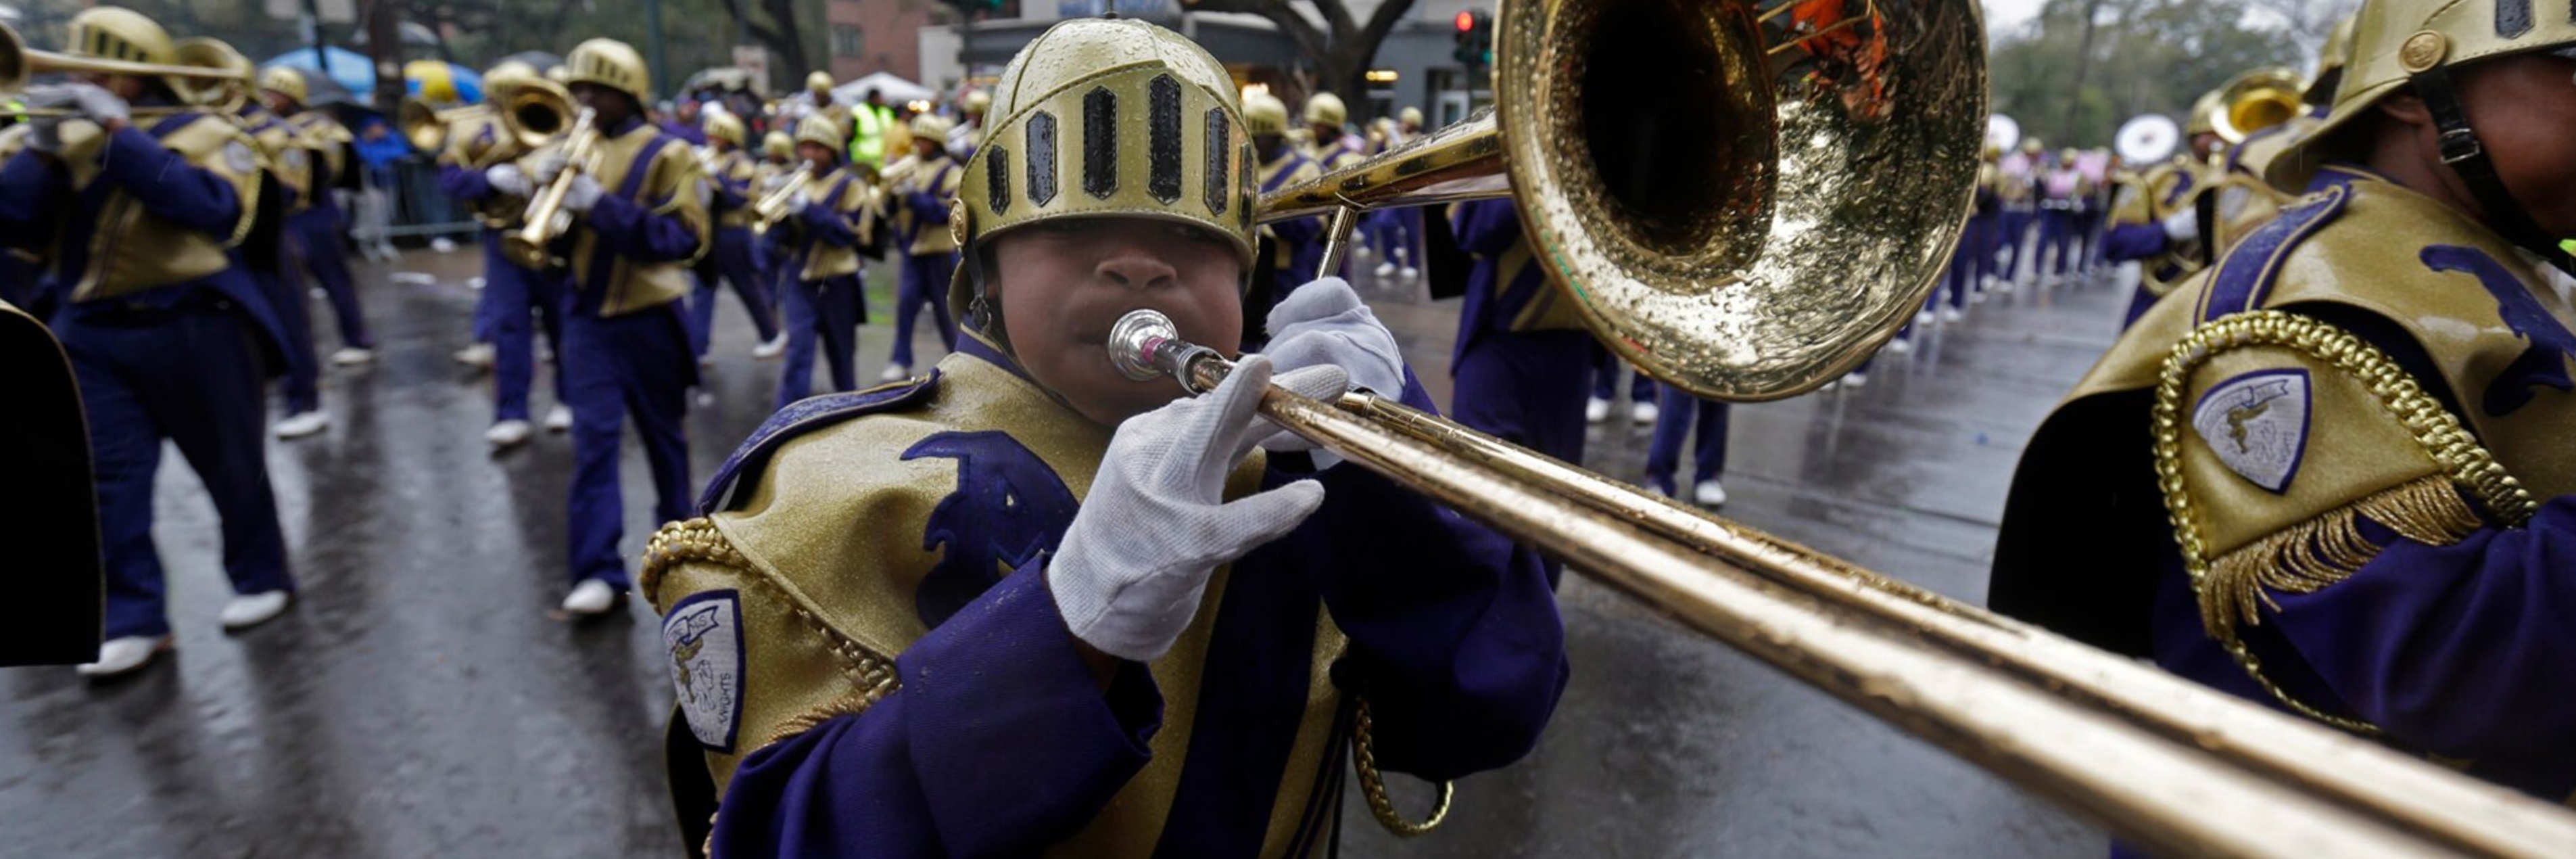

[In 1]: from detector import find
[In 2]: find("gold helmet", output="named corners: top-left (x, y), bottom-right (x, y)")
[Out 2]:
top-left (1302, 91), bottom-right (1345, 129)
top-left (2306, 15), bottom-right (2358, 106)
top-left (259, 66), bottom-right (308, 105)
top-left (485, 60), bottom-right (539, 88)
top-left (806, 71), bottom-right (834, 95)
top-left (564, 38), bottom-right (650, 103)
top-left (2058, 147), bottom-right (2078, 164)
top-left (762, 130), bottom-right (794, 160)
top-left (2019, 137), bottom-right (2043, 155)
top-left (2265, 0), bottom-right (2576, 251)
top-left (65, 8), bottom-right (181, 93)
top-left (949, 18), bottom-right (1256, 329)
top-left (704, 110), bottom-right (746, 147)
top-left (909, 112), bottom-right (954, 141)
top-left (794, 113), bottom-right (845, 152)
top-left (1398, 106), bottom-right (1423, 127)
top-left (2185, 88), bottom-right (2223, 137)
top-left (1241, 91), bottom-right (1289, 137)
top-left (960, 89), bottom-right (991, 116)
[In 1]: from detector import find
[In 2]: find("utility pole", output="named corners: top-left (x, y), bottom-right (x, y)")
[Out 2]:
top-left (364, 0), bottom-right (404, 113)
top-left (304, 0), bottom-right (331, 75)
top-left (645, 0), bottom-right (671, 99)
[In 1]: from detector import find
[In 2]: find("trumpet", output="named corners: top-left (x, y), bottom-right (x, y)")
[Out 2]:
top-left (500, 107), bottom-right (598, 269)
top-left (749, 165), bottom-right (815, 237)
top-left (1108, 0), bottom-right (2576, 854)
top-left (1, 23), bottom-right (245, 111)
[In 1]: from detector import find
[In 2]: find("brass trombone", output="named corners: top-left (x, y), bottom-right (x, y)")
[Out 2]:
top-left (500, 106), bottom-right (598, 269)
top-left (1, 23), bottom-right (245, 111)
top-left (748, 165), bottom-right (815, 237)
top-left (403, 76), bottom-right (577, 161)
top-left (1109, 0), bottom-right (2576, 854)
top-left (2208, 66), bottom-right (2306, 145)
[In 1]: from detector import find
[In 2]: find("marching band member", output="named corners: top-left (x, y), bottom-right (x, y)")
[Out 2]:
top-left (646, 20), bottom-right (1565, 854)
top-left (1242, 90), bottom-right (1321, 342)
top-left (2078, 149), bottom-right (2116, 277)
top-left (2097, 109), bottom-right (2221, 327)
top-left (1587, 350), bottom-right (1660, 423)
top-left (2036, 147), bottom-right (2091, 286)
top-left (686, 110), bottom-right (784, 364)
top-left (1644, 387), bottom-right (1730, 509)
top-left (945, 88), bottom-right (988, 160)
top-left (229, 68), bottom-right (328, 440)
top-left (437, 61), bottom-right (572, 447)
top-left (260, 66), bottom-right (375, 367)
top-left (769, 114), bottom-right (880, 409)
top-left (1993, 137), bottom-right (2041, 290)
top-left (878, 112), bottom-right (961, 381)
top-left (542, 38), bottom-right (711, 616)
top-left (1302, 91), bottom-right (1364, 172)
top-left (1, 7), bottom-right (298, 676)
top-left (801, 71), bottom-right (850, 135)
top-left (1993, 0), bottom-right (2576, 800)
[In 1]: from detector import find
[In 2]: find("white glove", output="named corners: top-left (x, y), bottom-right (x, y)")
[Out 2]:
top-left (63, 83), bottom-right (128, 124)
top-left (485, 164), bottom-right (532, 198)
top-left (28, 118), bottom-right (68, 154)
top-left (560, 173), bottom-right (604, 213)
top-left (531, 151), bottom-right (569, 185)
top-left (1254, 277), bottom-right (1405, 461)
top-left (787, 188), bottom-right (813, 214)
top-left (760, 172), bottom-right (790, 191)
top-left (2160, 208), bottom-right (2200, 243)
top-left (1049, 356), bottom-right (1348, 661)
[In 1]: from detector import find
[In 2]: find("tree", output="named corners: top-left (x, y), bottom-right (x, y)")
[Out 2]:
top-left (1990, 0), bottom-right (2310, 149)
top-left (1179, 0), bottom-right (1418, 108)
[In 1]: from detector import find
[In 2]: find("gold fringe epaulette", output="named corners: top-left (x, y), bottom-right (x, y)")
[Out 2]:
top-left (2199, 474), bottom-right (2482, 641)
top-left (2154, 310), bottom-right (2538, 733)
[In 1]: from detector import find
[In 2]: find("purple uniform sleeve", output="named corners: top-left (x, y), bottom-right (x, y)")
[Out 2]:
top-left (907, 189), bottom-right (950, 223)
top-left (2101, 222), bottom-right (2170, 262)
top-left (97, 126), bottom-right (241, 237)
top-left (586, 190), bottom-right (703, 262)
top-left (0, 149), bottom-right (64, 227)
top-left (1277, 370), bottom-right (1569, 780)
top-left (711, 170), bottom-right (752, 214)
top-left (438, 162), bottom-right (493, 202)
top-left (2268, 494), bottom-right (2576, 761)
top-left (800, 198), bottom-right (861, 248)
top-left (711, 565), bottom-right (1163, 859)
top-left (1451, 199), bottom-right (1521, 256)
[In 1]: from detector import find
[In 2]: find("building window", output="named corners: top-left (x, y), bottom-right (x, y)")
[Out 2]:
top-left (831, 24), bottom-right (865, 58)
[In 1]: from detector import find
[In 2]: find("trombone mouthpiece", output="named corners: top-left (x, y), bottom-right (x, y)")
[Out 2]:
top-left (1107, 308), bottom-right (1223, 392)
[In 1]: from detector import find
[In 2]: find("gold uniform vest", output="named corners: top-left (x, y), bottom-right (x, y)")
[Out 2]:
top-left (67, 115), bottom-right (263, 303)
top-left (285, 110), bottom-right (348, 211)
top-left (1257, 153), bottom-right (1321, 273)
top-left (565, 121), bottom-right (710, 317)
top-left (239, 114), bottom-right (310, 210)
top-left (892, 154), bottom-right (961, 257)
top-left (644, 347), bottom-right (1353, 858)
top-left (2042, 169), bottom-right (2576, 708)
top-left (794, 166), bottom-right (882, 282)
top-left (709, 148), bottom-right (761, 230)
top-left (2107, 154), bottom-right (2210, 298)
top-left (437, 109), bottom-right (525, 228)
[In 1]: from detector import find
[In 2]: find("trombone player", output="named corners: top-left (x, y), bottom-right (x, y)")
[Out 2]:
top-left (764, 113), bottom-right (880, 409)
top-left (686, 108), bottom-right (784, 365)
top-left (260, 66), bottom-right (375, 367)
top-left (877, 112), bottom-right (960, 381)
top-left (0, 7), bottom-right (300, 676)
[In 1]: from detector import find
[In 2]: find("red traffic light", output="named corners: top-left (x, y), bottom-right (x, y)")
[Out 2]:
top-left (1456, 9), bottom-right (1475, 31)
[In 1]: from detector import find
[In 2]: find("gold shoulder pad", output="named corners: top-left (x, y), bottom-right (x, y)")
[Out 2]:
top-left (2153, 310), bottom-right (2536, 730)
top-left (644, 516), bottom-right (900, 795)
top-left (163, 116), bottom-right (266, 248)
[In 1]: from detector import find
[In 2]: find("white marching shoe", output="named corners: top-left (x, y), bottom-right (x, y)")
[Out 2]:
top-left (1885, 338), bottom-right (1912, 355)
top-left (485, 419), bottom-right (533, 448)
top-left (1914, 310), bottom-right (1934, 326)
top-left (544, 404), bottom-right (574, 432)
top-left (219, 590), bottom-right (293, 631)
top-left (561, 579), bottom-right (621, 616)
top-left (1844, 371), bottom-right (1869, 388)
top-left (1584, 397), bottom-right (1612, 423)
top-left (880, 363), bottom-right (911, 382)
top-left (1630, 400), bottom-right (1660, 425)
top-left (1940, 306), bottom-right (1965, 323)
top-left (752, 333), bottom-right (787, 360)
top-left (76, 635), bottom-right (172, 678)
top-left (1400, 266), bottom-right (1418, 280)
top-left (1692, 479), bottom-right (1728, 508)
top-left (1375, 260), bottom-right (1398, 277)
top-left (694, 388), bottom-right (717, 408)
top-left (273, 411), bottom-right (330, 439)
top-left (452, 342), bottom-right (495, 368)
top-left (330, 347), bottom-right (375, 366)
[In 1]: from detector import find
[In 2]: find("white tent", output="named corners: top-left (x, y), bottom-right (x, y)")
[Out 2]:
top-left (832, 72), bottom-right (935, 107)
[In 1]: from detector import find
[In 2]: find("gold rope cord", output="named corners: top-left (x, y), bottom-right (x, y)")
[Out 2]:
top-left (2151, 310), bottom-right (2538, 735)
top-left (1352, 698), bottom-right (1453, 837)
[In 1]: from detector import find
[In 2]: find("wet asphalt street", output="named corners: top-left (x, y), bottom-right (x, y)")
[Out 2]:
top-left (1, 239), bottom-right (2130, 858)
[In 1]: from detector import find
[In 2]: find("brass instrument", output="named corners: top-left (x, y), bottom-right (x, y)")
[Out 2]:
top-left (0, 23), bottom-right (244, 110)
top-left (397, 99), bottom-right (491, 153)
top-left (2210, 66), bottom-right (2306, 145)
top-left (749, 165), bottom-right (815, 237)
top-left (500, 106), bottom-right (598, 269)
top-left (1105, 0), bottom-right (2576, 854)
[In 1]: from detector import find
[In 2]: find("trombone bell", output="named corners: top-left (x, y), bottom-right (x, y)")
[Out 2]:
top-left (1257, 0), bottom-right (1986, 401)
top-left (2211, 66), bottom-right (2306, 145)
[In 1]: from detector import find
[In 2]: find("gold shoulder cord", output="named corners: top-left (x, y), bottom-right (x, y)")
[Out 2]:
top-left (2152, 310), bottom-right (2537, 735)
top-left (1351, 698), bottom-right (1452, 837)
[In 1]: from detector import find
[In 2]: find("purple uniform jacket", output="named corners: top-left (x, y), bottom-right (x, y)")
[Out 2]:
top-left (705, 340), bottom-right (1570, 858)
top-left (568, 117), bottom-right (704, 315)
top-left (1448, 199), bottom-right (1556, 365)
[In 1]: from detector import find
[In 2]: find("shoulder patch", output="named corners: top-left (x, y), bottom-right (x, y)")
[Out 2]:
top-left (2189, 369), bottom-right (2312, 493)
top-left (223, 139), bottom-right (260, 175)
top-left (2197, 183), bottom-right (2347, 323)
top-left (664, 589), bottom-right (748, 753)
top-left (698, 370), bottom-right (943, 513)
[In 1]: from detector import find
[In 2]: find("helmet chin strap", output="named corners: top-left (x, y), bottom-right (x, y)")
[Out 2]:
top-left (2407, 65), bottom-right (2575, 273)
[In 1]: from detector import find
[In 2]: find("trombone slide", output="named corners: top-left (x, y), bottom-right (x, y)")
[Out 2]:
top-left (501, 108), bottom-right (598, 270)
